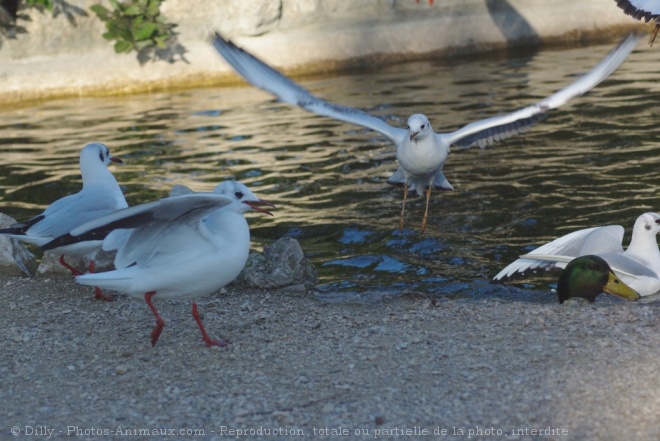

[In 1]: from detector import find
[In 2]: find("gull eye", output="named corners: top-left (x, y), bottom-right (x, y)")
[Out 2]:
top-left (406, 125), bottom-right (410, 130)
top-left (421, 124), bottom-right (426, 129)
top-left (234, 191), bottom-right (244, 199)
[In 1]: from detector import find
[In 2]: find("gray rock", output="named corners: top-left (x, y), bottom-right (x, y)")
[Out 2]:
top-left (37, 249), bottom-right (116, 278)
top-left (169, 184), bottom-right (195, 197)
top-left (239, 237), bottom-right (318, 292)
top-left (0, 213), bottom-right (36, 277)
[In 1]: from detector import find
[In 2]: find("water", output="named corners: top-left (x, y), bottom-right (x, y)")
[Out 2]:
top-left (1, 41), bottom-right (659, 302)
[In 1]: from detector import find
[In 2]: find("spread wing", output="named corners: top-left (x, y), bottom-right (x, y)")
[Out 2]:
top-left (444, 33), bottom-right (640, 149)
top-left (493, 225), bottom-right (626, 281)
top-left (212, 33), bottom-right (406, 145)
top-left (42, 193), bottom-right (232, 256)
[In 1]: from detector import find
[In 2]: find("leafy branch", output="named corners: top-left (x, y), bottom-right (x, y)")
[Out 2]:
top-left (0, 0), bottom-right (187, 64)
top-left (91, 0), bottom-right (186, 63)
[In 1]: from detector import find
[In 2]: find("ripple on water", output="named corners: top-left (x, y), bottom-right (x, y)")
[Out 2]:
top-left (1, 41), bottom-right (659, 303)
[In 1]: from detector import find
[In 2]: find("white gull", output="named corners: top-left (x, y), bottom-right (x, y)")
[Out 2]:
top-left (0, 142), bottom-right (126, 300)
top-left (493, 212), bottom-right (660, 296)
top-left (212, 33), bottom-right (639, 233)
top-left (45, 180), bottom-right (274, 347)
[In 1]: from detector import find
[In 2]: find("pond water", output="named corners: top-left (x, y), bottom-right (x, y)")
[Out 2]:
top-left (1, 40), bottom-right (659, 302)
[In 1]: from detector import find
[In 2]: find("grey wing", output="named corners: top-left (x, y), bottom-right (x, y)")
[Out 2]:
top-left (42, 194), bottom-right (232, 252)
top-left (493, 225), bottom-right (625, 281)
top-left (28, 191), bottom-right (122, 238)
top-left (212, 33), bottom-right (406, 144)
top-left (444, 34), bottom-right (639, 149)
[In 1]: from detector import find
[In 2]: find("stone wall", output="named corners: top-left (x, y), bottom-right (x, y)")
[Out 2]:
top-left (0, 0), bottom-right (642, 104)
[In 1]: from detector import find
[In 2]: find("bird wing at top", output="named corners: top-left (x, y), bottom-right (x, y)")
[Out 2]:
top-left (444, 34), bottom-right (639, 149)
top-left (212, 33), bottom-right (406, 145)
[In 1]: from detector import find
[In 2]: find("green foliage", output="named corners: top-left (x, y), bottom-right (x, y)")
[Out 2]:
top-left (90, 0), bottom-right (176, 56)
top-left (24, 0), bottom-right (54, 11)
top-left (1, 0), bottom-right (185, 63)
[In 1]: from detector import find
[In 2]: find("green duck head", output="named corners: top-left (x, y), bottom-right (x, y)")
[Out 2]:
top-left (557, 255), bottom-right (640, 304)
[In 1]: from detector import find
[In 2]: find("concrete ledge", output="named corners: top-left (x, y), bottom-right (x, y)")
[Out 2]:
top-left (0, 0), bottom-right (644, 104)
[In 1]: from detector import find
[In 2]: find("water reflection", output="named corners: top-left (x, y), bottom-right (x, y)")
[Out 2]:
top-left (1, 41), bottom-right (659, 301)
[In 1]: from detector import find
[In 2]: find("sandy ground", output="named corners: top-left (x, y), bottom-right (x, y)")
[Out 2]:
top-left (2, 275), bottom-right (660, 441)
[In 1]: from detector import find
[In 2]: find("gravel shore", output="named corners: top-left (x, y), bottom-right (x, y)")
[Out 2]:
top-left (2, 276), bottom-right (660, 441)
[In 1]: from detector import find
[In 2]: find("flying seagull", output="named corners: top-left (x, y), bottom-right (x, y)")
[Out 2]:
top-left (212, 33), bottom-right (639, 233)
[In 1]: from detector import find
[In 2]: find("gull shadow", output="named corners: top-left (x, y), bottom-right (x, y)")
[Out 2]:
top-left (486, 0), bottom-right (542, 46)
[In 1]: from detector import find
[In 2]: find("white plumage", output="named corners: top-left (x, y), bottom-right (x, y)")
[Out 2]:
top-left (47, 181), bottom-right (274, 347)
top-left (0, 142), bottom-right (126, 300)
top-left (494, 213), bottom-right (660, 296)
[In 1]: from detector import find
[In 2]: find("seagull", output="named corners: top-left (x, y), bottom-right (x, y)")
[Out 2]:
top-left (44, 181), bottom-right (275, 347)
top-left (615, 0), bottom-right (660, 45)
top-left (556, 255), bottom-right (639, 303)
top-left (212, 32), bottom-right (639, 234)
top-left (0, 142), bottom-right (126, 301)
top-left (493, 212), bottom-right (660, 296)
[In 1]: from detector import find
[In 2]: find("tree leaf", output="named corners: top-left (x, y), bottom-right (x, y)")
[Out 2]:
top-left (114, 40), bottom-right (134, 53)
top-left (133, 22), bottom-right (157, 41)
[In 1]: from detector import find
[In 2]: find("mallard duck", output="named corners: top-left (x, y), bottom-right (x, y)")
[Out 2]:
top-left (212, 33), bottom-right (639, 233)
top-left (557, 255), bottom-right (640, 303)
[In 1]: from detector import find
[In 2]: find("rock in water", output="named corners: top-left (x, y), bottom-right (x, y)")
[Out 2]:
top-left (240, 237), bottom-right (318, 292)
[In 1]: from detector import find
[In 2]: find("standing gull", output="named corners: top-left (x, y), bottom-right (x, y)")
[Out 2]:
top-left (493, 213), bottom-right (660, 297)
top-left (212, 33), bottom-right (639, 234)
top-left (0, 142), bottom-right (126, 301)
top-left (44, 181), bottom-right (275, 347)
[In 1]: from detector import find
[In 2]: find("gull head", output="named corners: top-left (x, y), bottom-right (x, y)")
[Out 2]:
top-left (406, 114), bottom-right (432, 142)
top-left (80, 142), bottom-right (123, 169)
top-left (213, 180), bottom-right (275, 216)
top-left (634, 212), bottom-right (660, 235)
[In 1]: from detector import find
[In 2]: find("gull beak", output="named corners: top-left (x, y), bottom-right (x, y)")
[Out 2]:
top-left (244, 199), bottom-right (276, 216)
top-left (109, 156), bottom-right (123, 164)
top-left (602, 271), bottom-right (640, 301)
top-left (409, 131), bottom-right (419, 141)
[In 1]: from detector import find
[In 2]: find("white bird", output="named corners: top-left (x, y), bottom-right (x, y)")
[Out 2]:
top-left (44, 181), bottom-right (275, 347)
top-left (616, 0), bottom-right (660, 45)
top-left (0, 142), bottom-right (126, 301)
top-left (493, 212), bottom-right (660, 296)
top-left (212, 32), bottom-right (639, 234)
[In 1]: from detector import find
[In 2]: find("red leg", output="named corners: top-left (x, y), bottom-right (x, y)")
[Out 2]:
top-left (145, 291), bottom-right (164, 347)
top-left (88, 260), bottom-right (115, 302)
top-left (192, 302), bottom-right (230, 348)
top-left (58, 255), bottom-right (82, 276)
top-left (399, 183), bottom-right (409, 233)
top-left (420, 186), bottom-right (432, 234)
